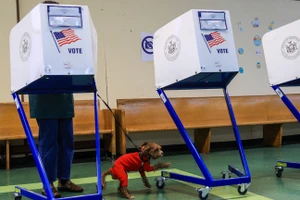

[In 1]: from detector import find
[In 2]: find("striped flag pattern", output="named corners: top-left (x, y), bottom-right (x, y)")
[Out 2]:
top-left (204, 31), bottom-right (226, 48)
top-left (53, 28), bottom-right (81, 47)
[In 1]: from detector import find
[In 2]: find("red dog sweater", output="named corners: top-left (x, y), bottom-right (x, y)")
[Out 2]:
top-left (110, 152), bottom-right (154, 187)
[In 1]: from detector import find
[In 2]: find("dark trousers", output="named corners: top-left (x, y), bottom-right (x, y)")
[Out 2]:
top-left (37, 119), bottom-right (74, 183)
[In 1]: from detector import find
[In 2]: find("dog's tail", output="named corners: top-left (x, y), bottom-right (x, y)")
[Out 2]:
top-left (101, 169), bottom-right (111, 190)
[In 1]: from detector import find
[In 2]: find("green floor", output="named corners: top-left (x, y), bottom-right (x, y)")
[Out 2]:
top-left (1, 144), bottom-right (300, 200)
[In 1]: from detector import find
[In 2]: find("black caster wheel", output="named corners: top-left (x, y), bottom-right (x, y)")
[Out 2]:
top-left (275, 166), bottom-right (284, 178)
top-left (221, 171), bottom-right (231, 179)
top-left (156, 180), bottom-right (165, 189)
top-left (222, 174), bottom-right (231, 179)
top-left (238, 185), bottom-right (248, 195)
top-left (14, 192), bottom-right (22, 200)
top-left (198, 191), bottom-right (209, 200)
top-left (275, 170), bottom-right (283, 178)
top-left (14, 196), bottom-right (22, 200)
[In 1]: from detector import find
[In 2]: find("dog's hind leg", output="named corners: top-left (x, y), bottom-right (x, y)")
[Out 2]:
top-left (101, 169), bottom-right (111, 190)
top-left (119, 174), bottom-right (134, 199)
top-left (120, 186), bottom-right (134, 199)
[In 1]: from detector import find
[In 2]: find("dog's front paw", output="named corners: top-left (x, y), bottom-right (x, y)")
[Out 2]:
top-left (129, 195), bottom-right (135, 199)
top-left (142, 176), bottom-right (152, 188)
top-left (144, 181), bottom-right (152, 188)
top-left (163, 162), bottom-right (171, 168)
top-left (155, 162), bottom-right (171, 170)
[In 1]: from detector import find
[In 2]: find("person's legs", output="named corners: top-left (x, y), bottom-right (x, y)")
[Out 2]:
top-left (57, 118), bottom-right (83, 192)
top-left (57, 118), bottom-right (74, 180)
top-left (37, 119), bottom-right (61, 198)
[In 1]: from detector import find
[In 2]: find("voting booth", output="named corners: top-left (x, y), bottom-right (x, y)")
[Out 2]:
top-left (263, 19), bottom-right (300, 87)
top-left (153, 9), bottom-right (250, 200)
top-left (10, 3), bottom-right (102, 200)
top-left (10, 3), bottom-right (97, 94)
top-left (262, 19), bottom-right (300, 179)
top-left (154, 9), bottom-right (239, 90)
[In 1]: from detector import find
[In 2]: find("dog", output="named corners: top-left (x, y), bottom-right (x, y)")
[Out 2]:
top-left (101, 142), bottom-right (171, 199)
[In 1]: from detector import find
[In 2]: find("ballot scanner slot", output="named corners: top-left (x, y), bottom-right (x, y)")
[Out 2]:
top-left (198, 11), bottom-right (227, 30)
top-left (48, 5), bottom-right (83, 28)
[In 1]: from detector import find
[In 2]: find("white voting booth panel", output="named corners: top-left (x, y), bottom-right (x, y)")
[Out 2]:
top-left (10, 3), bottom-right (97, 93)
top-left (262, 19), bottom-right (300, 86)
top-left (153, 9), bottom-right (238, 89)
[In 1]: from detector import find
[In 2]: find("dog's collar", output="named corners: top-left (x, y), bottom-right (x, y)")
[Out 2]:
top-left (139, 153), bottom-right (151, 170)
top-left (139, 153), bottom-right (150, 162)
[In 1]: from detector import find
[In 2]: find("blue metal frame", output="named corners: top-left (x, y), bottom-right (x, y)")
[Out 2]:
top-left (272, 85), bottom-right (300, 171)
top-left (12, 90), bottom-right (102, 200)
top-left (272, 85), bottom-right (300, 121)
top-left (157, 87), bottom-right (251, 188)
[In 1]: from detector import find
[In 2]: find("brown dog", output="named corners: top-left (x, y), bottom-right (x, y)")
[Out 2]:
top-left (101, 142), bottom-right (170, 199)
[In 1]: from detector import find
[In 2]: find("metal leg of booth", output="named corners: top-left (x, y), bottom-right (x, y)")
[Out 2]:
top-left (12, 92), bottom-right (102, 200)
top-left (272, 85), bottom-right (300, 178)
top-left (154, 88), bottom-right (251, 200)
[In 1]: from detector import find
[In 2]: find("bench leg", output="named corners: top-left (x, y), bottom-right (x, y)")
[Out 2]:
top-left (115, 109), bottom-right (127, 155)
top-left (118, 131), bottom-right (126, 155)
top-left (111, 131), bottom-right (116, 159)
top-left (111, 110), bottom-right (117, 159)
top-left (263, 124), bottom-right (282, 147)
top-left (194, 128), bottom-right (211, 154)
top-left (6, 141), bottom-right (10, 171)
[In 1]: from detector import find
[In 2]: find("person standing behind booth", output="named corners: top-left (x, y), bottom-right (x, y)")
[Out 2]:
top-left (28, 1), bottom-right (84, 198)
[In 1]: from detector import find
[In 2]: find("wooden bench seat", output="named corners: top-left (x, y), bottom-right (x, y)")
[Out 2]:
top-left (116, 94), bottom-right (300, 155)
top-left (0, 100), bottom-right (116, 170)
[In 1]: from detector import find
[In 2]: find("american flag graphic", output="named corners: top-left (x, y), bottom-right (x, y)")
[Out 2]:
top-left (53, 28), bottom-right (81, 47)
top-left (204, 31), bottom-right (226, 48)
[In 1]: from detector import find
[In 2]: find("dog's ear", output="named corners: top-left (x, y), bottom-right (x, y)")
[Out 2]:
top-left (140, 142), bottom-right (152, 157)
top-left (140, 142), bottom-right (149, 148)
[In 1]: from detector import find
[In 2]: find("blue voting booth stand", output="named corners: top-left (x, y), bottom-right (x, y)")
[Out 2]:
top-left (270, 85), bottom-right (300, 178)
top-left (152, 9), bottom-right (251, 200)
top-left (9, 3), bottom-right (102, 200)
top-left (262, 18), bottom-right (300, 179)
top-left (11, 80), bottom-right (102, 200)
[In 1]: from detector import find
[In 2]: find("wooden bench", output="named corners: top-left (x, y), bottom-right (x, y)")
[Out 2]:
top-left (116, 94), bottom-right (300, 155)
top-left (0, 100), bottom-right (116, 170)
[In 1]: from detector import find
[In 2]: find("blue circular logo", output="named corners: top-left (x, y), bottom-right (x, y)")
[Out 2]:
top-left (238, 48), bottom-right (244, 55)
top-left (141, 36), bottom-right (153, 55)
top-left (239, 67), bottom-right (244, 74)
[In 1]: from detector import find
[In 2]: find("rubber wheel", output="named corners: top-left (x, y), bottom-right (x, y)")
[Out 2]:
top-left (222, 174), bottom-right (231, 179)
top-left (198, 191), bottom-right (209, 200)
top-left (276, 169), bottom-right (283, 178)
top-left (238, 185), bottom-right (248, 195)
top-left (15, 197), bottom-right (22, 200)
top-left (156, 180), bottom-right (165, 189)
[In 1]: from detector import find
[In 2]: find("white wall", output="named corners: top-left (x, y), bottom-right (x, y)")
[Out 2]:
top-left (0, 0), bottom-right (17, 102)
